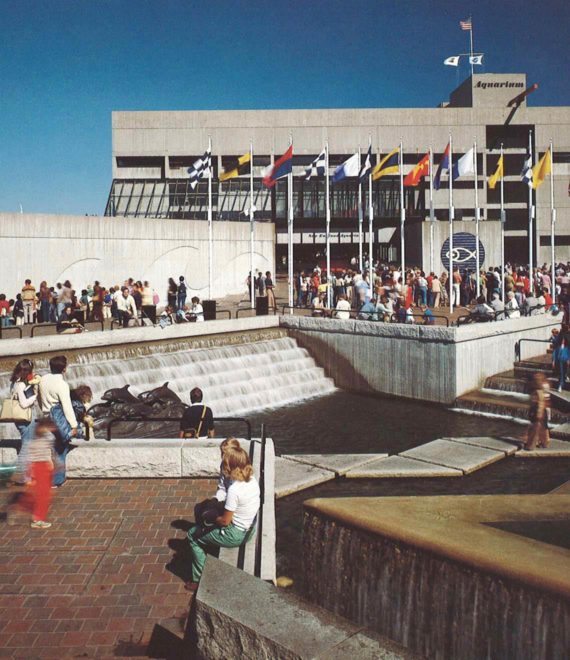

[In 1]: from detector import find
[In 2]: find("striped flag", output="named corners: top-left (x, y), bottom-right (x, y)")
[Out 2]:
top-left (359, 145), bottom-right (372, 182)
top-left (521, 150), bottom-right (533, 187)
top-left (305, 150), bottom-right (326, 180)
top-left (460, 18), bottom-right (472, 30)
top-left (187, 150), bottom-right (211, 189)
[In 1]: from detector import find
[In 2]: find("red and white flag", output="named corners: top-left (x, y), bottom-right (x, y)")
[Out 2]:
top-left (460, 18), bottom-right (472, 31)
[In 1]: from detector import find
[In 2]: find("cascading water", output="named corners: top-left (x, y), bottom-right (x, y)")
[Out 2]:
top-left (0, 337), bottom-right (336, 438)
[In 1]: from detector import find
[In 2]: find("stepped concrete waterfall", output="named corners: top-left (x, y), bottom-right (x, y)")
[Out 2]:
top-left (0, 337), bottom-right (336, 439)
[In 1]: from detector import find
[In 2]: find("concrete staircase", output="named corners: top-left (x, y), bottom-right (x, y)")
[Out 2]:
top-left (455, 354), bottom-right (570, 426)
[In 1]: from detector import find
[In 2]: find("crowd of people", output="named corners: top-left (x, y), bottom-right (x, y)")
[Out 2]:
top-left (289, 261), bottom-right (566, 324)
top-left (0, 276), bottom-right (206, 332)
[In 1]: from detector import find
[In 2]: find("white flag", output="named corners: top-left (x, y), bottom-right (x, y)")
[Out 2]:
top-left (470, 55), bottom-right (483, 65)
top-left (444, 55), bottom-right (460, 67)
top-left (452, 147), bottom-right (475, 180)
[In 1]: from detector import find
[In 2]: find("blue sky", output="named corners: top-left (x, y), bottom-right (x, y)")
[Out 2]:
top-left (1, 0), bottom-right (568, 215)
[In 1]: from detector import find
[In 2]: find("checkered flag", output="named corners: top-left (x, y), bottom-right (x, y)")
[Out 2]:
top-left (187, 150), bottom-right (212, 189)
top-left (305, 149), bottom-right (326, 180)
top-left (521, 150), bottom-right (533, 188)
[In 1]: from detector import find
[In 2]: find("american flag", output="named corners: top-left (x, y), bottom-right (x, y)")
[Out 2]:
top-left (460, 18), bottom-right (472, 31)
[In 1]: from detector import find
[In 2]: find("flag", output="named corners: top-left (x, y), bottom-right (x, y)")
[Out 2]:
top-left (488, 155), bottom-right (504, 190)
top-left (359, 145), bottom-right (372, 182)
top-left (444, 55), bottom-right (460, 67)
top-left (403, 153), bottom-right (429, 187)
top-left (452, 147), bottom-right (475, 180)
top-left (187, 150), bottom-right (211, 190)
top-left (460, 18), bottom-right (472, 30)
top-left (262, 146), bottom-right (293, 188)
top-left (305, 150), bottom-right (326, 180)
top-left (521, 150), bottom-right (533, 187)
top-left (434, 143), bottom-right (451, 190)
top-left (532, 148), bottom-right (552, 190)
top-left (371, 147), bottom-right (399, 181)
top-left (332, 153), bottom-right (360, 184)
top-left (469, 55), bottom-right (483, 65)
top-left (219, 152), bottom-right (251, 182)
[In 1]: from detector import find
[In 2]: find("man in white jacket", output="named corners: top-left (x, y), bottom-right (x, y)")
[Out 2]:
top-left (116, 287), bottom-right (138, 328)
top-left (39, 355), bottom-right (78, 487)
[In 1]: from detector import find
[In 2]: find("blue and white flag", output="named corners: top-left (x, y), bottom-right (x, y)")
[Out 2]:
top-left (521, 150), bottom-right (533, 187)
top-left (332, 152), bottom-right (360, 184)
top-left (359, 146), bottom-right (372, 182)
top-left (187, 150), bottom-right (212, 189)
top-left (452, 147), bottom-right (474, 180)
top-left (304, 149), bottom-right (326, 180)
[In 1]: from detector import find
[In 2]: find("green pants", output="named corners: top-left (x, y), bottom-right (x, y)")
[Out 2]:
top-left (187, 523), bottom-right (249, 583)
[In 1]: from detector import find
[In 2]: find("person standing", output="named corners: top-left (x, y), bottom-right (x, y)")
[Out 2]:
top-left (452, 268), bottom-right (462, 308)
top-left (265, 272), bottom-right (276, 311)
top-left (0, 294), bottom-right (10, 327)
top-left (525, 372), bottom-right (551, 450)
top-left (38, 355), bottom-right (78, 487)
top-left (21, 280), bottom-right (36, 324)
top-left (167, 278), bottom-right (178, 309)
top-left (38, 281), bottom-right (50, 323)
top-left (553, 337), bottom-right (570, 393)
top-left (177, 276), bottom-right (187, 311)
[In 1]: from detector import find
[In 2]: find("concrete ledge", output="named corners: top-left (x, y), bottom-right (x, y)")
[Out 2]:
top-left (0, 315), bottom-right (280, 359)
top-left (400, 438), bottom-right (506, 474)
top-left (514, 439), bottom-right (570, 458)
top-left (191, 558), bottom-right (415, 660)
top-left (66, 438), bottom-right (252, 478)
top-left (281, 453), bottom-right (387, 476)
top-left (275, 457), bottom-right (335, 498)
top-left (345, 455), bottom-right (462, 478)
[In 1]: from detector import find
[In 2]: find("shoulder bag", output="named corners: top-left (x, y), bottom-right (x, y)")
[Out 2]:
top-left (1, 391), bottom-right (33, 424)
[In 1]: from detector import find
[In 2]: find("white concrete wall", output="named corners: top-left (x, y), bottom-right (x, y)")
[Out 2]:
top-left (281, 315), bottom-right (559, 404)
top-left (0, 213), bottom-right (274, 302)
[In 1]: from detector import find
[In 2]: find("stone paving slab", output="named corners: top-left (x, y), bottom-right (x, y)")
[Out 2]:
top-left (275, 457), bottom-right (335, 498)
top-left (513, 439), bottom-right (570, 458)
top-left (281, 453), bottom-right (387, 476)
top-left (400, 439), bottom-right (506, 475)
top-left (442, 436), bottom-right (519, 456)
top-left (345, 455), bottom-right (462, 478)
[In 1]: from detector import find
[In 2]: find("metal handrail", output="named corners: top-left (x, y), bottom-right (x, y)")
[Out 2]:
top-left (215, 309), bottom-right (232, 320)
top-left (390, 312), bottom-right (450, 327)
top-left (105, 415), bottom-right (252, 441)
top-left (0, 326), bottom-right (23, 339)
top-left (515, 338), bottom-right (553, 363)
top-left (30, 320), bottom-right (105, 337)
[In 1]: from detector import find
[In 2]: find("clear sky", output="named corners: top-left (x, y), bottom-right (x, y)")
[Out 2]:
top-left (1, 0), bottom-right (568, 215)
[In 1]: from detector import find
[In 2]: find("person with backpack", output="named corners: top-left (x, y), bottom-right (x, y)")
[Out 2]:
top-left (179, 387), bottom-right (215, 439)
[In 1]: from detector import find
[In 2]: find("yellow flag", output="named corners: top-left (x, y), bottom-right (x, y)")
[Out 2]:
top-left (371, 147), bottom-right (399, 181)
top-left (488, 155), bottom-right (503, 190)
top-left (219, 152), bottom-right (251, 182)
top-left (532, 148), bottom-right (551, 190)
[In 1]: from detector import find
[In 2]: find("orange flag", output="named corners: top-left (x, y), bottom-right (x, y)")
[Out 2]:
top-left (403, 153), bottom-right (430, 187)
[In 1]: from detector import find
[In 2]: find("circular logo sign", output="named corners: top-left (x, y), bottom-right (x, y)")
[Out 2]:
top-left (441, 232), bottom-right (485, 274)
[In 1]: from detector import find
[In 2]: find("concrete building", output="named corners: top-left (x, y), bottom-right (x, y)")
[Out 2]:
top-left (106, 73), bottom-right (570, 273)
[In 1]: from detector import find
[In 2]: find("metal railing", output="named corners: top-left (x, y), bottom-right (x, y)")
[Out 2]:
top-left (0, 326), bottom-right (23, 339)
top-left (389, 312), bottom-right (450, 327)
top-left (457, 304), bottom-right (550, 327)
top-left (515, 338), bottom-right (552, 363)
top-left (215, 309), bottom-right (232, 320)
top-left (105, 415), bottom-right (252, 441)
top-left (235, 306), bottom-right (277, 318)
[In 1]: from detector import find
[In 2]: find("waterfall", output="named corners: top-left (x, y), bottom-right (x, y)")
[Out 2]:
top-left (0, 337), bottom-right (336, 438)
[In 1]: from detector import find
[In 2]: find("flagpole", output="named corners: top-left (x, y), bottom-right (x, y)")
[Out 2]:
top-left (368, 136), bottom-right (373, 277)
top-left (399, 139), bottom-right (405, 281)
top-left (429, 147), bottom-right (435, 275)
top-left (288, 134), bottom-right (294, 310)
top-left (250, 139), bottom-right (255, 309)
top-left (325, 140), bottom-right (332, 309)
top-left (500, 144), bottom-right (505, 304)
top-left (469, 18), bottom-right (474, 78)
top-left (528, 130), bottom-right (534, 292)
top-left (473, 139), bottom-right (480, 297)
top-left (358, 146), bottom-right (363, 272)
top-left (449, 133), bottom-right (454, 315)
top-left (550, 140), bottom-right (556, 303)
top-left (208, 136), bottom-right (213, 300)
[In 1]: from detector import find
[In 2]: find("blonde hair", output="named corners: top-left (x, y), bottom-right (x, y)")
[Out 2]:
top-left (220, 437), bottom-right (241, 453)
top-left (222, 447), bottom-right (254, 482)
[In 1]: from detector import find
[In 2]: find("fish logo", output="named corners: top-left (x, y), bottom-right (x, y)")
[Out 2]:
top-left (441, 233), bottom-right (485, 274)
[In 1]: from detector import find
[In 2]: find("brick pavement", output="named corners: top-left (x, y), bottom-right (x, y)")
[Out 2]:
top-left (0, 478), bottom-right (216, 658)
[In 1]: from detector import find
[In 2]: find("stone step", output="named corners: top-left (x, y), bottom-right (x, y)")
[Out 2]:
top-left (399, 438), bottom-right (506, 475)
top-left (345, 455), bottom-right (462, 478)
top-left (274, 457), bottom-right (336, 498)
top-left (281, 454), bottom-right (387, 476)
top-left (514, 439), bottom-right (570, 458)
top-left (455, 391), bottom-right (570, 424)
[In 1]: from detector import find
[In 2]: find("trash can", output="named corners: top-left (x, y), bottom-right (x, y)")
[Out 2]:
top-left (256, 296), bottom-right (269, 316)
top-left (202, 300), bottom-right (217, 321)
top-left (141, 305), bottom-right (157, 324)
top-left (73, 310), bottom-right (85, 326)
